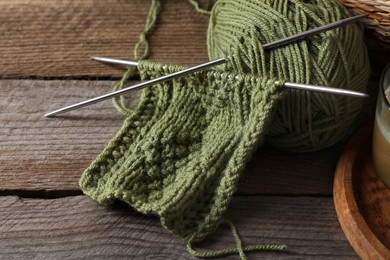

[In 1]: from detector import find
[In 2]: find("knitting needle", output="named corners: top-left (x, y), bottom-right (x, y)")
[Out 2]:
top-left (90, 57), bottom-right (368, 98)
top-left (279, 82), bottom-right (368, 98)
top-left (45, 14), bottom-right (368, 117)
top-left (91, 56), bottom-right (139, 67)
top-left (44, 68), bottom-right (367, 117)
top-left (45, 58), bottom-right (227, 117)
top-left (262, 14), bottom-right (368, 49)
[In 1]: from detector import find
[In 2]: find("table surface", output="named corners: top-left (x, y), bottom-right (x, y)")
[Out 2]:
top-left (0, 1), bottom-right (382, 259)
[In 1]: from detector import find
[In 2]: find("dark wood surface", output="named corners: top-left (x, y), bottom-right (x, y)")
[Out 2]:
top-left (0, 196), bottom-right (357, 259)
top-left (0, 0), bottom-right (208, 78)
top-left (0, 0), bottom-right (382, 259)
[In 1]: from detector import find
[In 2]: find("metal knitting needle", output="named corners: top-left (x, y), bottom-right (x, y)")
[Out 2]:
top-left (89, 57), bottom-right (368, 97)
top-left (91, 56), bottom-right (139, 67)
top-left (45, 64), bottom-right (367, 117)
top-left (279, 82), bottom-right (368, 98)
top-left (262, 14), bottom-right (368, 49)
top-left (45, 58), bottom-right (227, 117)
top-left (45, 14), bottom-right (368, 117)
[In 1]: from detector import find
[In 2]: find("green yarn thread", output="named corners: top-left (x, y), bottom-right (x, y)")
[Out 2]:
top-left (188, 0), bottom-right (214, 14)
top-left (112, 0), bottom-right (161, 116)
top-left (187, 220), bottom-right (287, 259)
top-left (80, 0), bottom-right (370, 258)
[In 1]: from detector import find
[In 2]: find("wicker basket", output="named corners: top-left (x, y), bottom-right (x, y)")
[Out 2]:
top-left (339, 0), bottom-right (390, 68)
top-left (340, 0), bottom-right (390, 42)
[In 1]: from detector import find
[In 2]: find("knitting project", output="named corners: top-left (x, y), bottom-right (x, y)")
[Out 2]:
top-left (80, 0), bottom-right (370, 257)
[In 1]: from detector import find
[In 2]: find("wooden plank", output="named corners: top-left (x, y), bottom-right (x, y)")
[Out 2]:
top-left (0, 79), bottom-right (344, 196)
top-left (0, 79), bottom-right (128, 194)
top-left (0, 0), bottom-right (209, 78)
top-left (0, 195), bottom-right (358, 259)
top-left (238, 143), bottom-right (341, 195)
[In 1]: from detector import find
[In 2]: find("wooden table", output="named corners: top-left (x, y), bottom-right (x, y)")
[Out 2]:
top-left (0, 1), bottom-right (380, 259)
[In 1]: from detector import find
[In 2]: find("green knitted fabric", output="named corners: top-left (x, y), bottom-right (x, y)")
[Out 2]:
top-left (80, 61), bottom-right (286, 243)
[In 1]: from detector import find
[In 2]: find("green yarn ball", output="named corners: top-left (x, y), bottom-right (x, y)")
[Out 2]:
top-left (207, 0), bottom-right (370, 151)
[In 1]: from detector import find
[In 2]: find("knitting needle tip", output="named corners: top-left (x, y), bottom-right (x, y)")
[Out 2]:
top-left (91, 56), bottom-right (139, 67)
top-left (282, 82), bottom-right (369, 98)
top-left (262, 14), bottom-right (368, 49)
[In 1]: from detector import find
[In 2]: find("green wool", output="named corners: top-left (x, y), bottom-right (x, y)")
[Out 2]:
top-left (80, 0), bottom-right (370, 258)
top-left (208, 0), bottom-right (370, 151)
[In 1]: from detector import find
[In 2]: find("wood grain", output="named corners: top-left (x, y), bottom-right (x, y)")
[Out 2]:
top-left (334, 123), bottom-right (390, 259)
top-left (0, 195), bottom-right (358, 259)
top-left (0, 0), bottom-right (209, 78)
top-left (0, 79), bottom-right (130, 195)
top-left (0, 79), bottom-right (344, 196)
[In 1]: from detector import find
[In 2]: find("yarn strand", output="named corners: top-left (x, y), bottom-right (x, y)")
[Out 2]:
top-left (133, 0), bottom-right (161, 61)
top-left (112, 0), bottom-right (161, 116)
top-left (186, 220), bottom-right (287, 260)
top-left (187, 0), bottom-right (214, 15)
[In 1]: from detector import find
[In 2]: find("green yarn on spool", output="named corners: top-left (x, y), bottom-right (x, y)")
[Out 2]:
top-left (208, 0), bottom-right (370, 151)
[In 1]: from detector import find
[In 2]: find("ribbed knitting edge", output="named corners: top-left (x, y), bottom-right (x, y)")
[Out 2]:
top-left (180, 79), bottom-right (287, 243)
